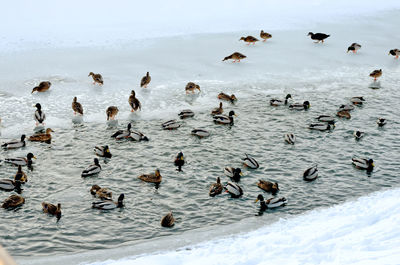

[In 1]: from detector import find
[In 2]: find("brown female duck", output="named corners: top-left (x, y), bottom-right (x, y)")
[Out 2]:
top-left (29, 128), bottom-right (54, 144)
top-left (185, 82), bottom-right (200, 94)
top-left (222, 52), bottom-right (246, 63)
top-left (106, 106), bottom-right (119, 120)
top-left (72, 97), bottom-right (83, 115)
top-left (32, 81), bottom-right (51, 93)
top-left (138, 169), bottom-right (162, 183)
top-left (161, 212), bottom-right (175, 227)
top-left (218, 93), bottom-right (237, 103)
top-left (369, 69), bottom-right (382, 81)
top-left (260, 30), bottom-right (272, 42)
top-left (140, 72), bottom-right (151, 88)
top-left (257, 180), bottom-right (279, 194)
top-left (2, 195), bottom-right (25, 209)
top-left (211, 102), bottom-right (223, 115)
top-left (88, 72), bottom-right (103, 85)
top-left (209, 177), bottom-right (223, 197)
top-left (42, 202), bottom-right (62, 219)
top-left (129, 90), bottom-right (141, 112)
top-left (14, 165), bottom-right (27, 183)
top-left (90, 185), bottom-right (112, 200)
top-left (240, 36), bottom-right (259, 45)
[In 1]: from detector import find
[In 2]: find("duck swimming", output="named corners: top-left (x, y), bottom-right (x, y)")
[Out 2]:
top-left (211, 102), bottom-right (223, 115)
top-left (185, 82), bottom-right (200, 94)
top-left (222, 52), bottom-right (246, 63)
top-left (338, 104), bottom-right (355, 111)
top-left (72, 97), bottom-right (83, 115)
top-left (4, 153), bottom-right (36, 167)
top-left (0, 179), bottom-right (22, 193)
top-left (309, 123), bottom-right (333, 131)
top-left (191, 129), bottom-right (210, 138)
top-left (161, 212), bottom-right (175, 227)
top-left (112, 123), bottom-right (131, 139)
top-left (34, 103), bottom-right (46, 125)
top-left (14, 165), bottom-right (27, 183)
top-left (218, 93), bottom-right (237, 103)
top-left (224, 182), bottom-right (243, 198)
top-left (337, 110), bottom-right (351, 119)
top-left (178, 109), bottom-right (195, 119)
top-left (92, 194), bottom-right (124, 210)
top-left (353, 131), bottom-right (364, 140)
top-left (308, 32), bottom-right (330, 43)
top-left (42, 202), bottom-right (62, 220)
top-left (1, 134), bottom-right (26, 149)
top-left (138, 169), bottom-right (162, 183)
top-left (94, 145), bottom-right (112, 158)
top-left (289, 101), bottom-right (310, 110)
top-left (350, 97), bottom-right (365, 105)
top-left (129, 90), bottom-right (141, 112)
top-left (255, 194), bottom-right (287, 211)
top-left (370, 69), bottom-right (382, 81)
top-left (260, 30), bottom-right (272, 42)
top-left (81, 158), bottom-right (101, 177)
top-left (88, 72), bottom-right (103, 85)
top-left (213, 110), bottom-right (236, 125)
top-left (377, 118), bottom-right (386, 127)
top-left (29, 128), bottom-right (54, 144)
top-left (2, 195), bottom-right (24, 209)
top-left (31, 81), bottom-right (51, 94)
top-left (224, 167), bottom-right (243, 182)
top-left (90, 185), bottom-right (112, 200)
top-left (140, 72), bottom-right (151, 88)
top-left (347, 43), bottom-right (361, 53)
top-left (106, 106), bottom-right (119, 120)
top-left (270, 94), bottom-right (292, 106)
top-left (303, 165), bottom-right (318, 181)
top-left (239, 36), bottom-right (259, 45)
top-left (316, 115), bottom-right (335, 123)
top-left (352, 158), bottom-right (374, 172)
top-left (174, 152), bottom-right (185, 171)
top-left (243, 153), bottom-right (259, 169)
top-left (129, 130), bottom-right (149, 142)
top-left (389, 49), bottom-right (399, 59)
top-left (284, 133), bottom-right (296, 144)
top-left (209, 177), bottom-right (223, 197)
top-left (162, 120), bottom-right (180, 130)
top-left (257, 180), bottom-right (279, 194)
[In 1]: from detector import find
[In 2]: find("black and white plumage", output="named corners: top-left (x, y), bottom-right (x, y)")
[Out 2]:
top-left (377, 118), bottom-right (386, 127)
top-left (34, 103), bottom-right (46, 125)
top-left (224, 167), bottom-right (242, 182)
top-left (162, 120), bottom-right (180, 130)
top-left (284, 133), bottom-right (296, 144)
top-left (94, 145), bottom-right (112, 158)
top-left (352, 158), bottom-right (374, 172)
top-left (289, 101), bottom-right (310, 110)
top-left (191, 129), bottom-right (210, 138)
top-left (81, 158), bottom-right (101, 177)
top-left (242, 154), bottom-right (259, 169)
top-left (350, 97), bottom-right (365, 105)
top-left (92, 194), bottom-right (124, 210)
top-left (224, 182), bottom-right (243, 198)
top-left (309, 123), bottom-right (333, 131)
top-left (338, 104), bottom-right (355, 111)
top-left (353, 131), bottom-right (364, 140)
top-left (129, 131), bottom-right (149, 141)
top-left (303, 165), bottom-right (318, 181)
top-left (213, 110), bottom-right (236, 125)
top-left (308, 32), bottom-right (330, 43)
top-left (270, 94), bottom-right (292, 106)
top-left (112, 123), bottom-right (131, 139)
top-left (389, 49), bottom-right (399, 59)
top-left (316, 115), bottom-right (335, 123)
top-left (255, 194), bottom-right (287, 211)
top-left (4, 153), bottom-right (36, 167)
top-left (0, 179), bottom-right (22, 193)
top-left (1, 135), bottom-right (26, 149)
top-left (347, 43), bottom-right (361, 53)
top-left (178, 109), bottom-right (195, 119)
top-left (209, 177), bottom-right (223, 197)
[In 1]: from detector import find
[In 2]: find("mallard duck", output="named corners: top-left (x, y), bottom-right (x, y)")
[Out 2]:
top-left (0, 179), bottom-right (22, 193)
top-left (72, 97), bottom-right (83, 115)
top-left (289, 101), bottom-right (310, 110)
top-left (377, 118), bottom-right (386, 127)
top-left (337, 110), bottom-right (351, 119)
top-left (106, 106), bottom-right (119, 121)
top-left (185, 82), bottom-right (200, 94)
top-left (178, 109), bottom-right (195, 119)
top-left (303, 165), bottom-right (318, 181)
top-left (129, 131), bottom-right (149, 141)
top-left (4, 153), bottom-right (36, 167)
top-left (257, 180), bottom-right (279, 194)
top-left (309, 123), bottom-right (333, 131)
top-left (211, 102), bottom-right (223, 115)
top-left (370, 69), bottom-right (382, 81)
top-left (209, 177), bottom-right (223, 197)
top-left (316, 115), bottom-right (335, 123)
top-left (2, 194), bottom-right (24, 209)
top-left (352, 157), bottom-right (374, 172)
top-left (353, 131), bottom-right (364, 140)
top-left (338, 104), bottom-right (354, 111)
top-left (224, 182), bottom-right (243, 198)
top-left (42, 202), bottom-right (62, 220)
top-left (31, 81), bottom-right (51, 94)
top-left (388, 49), bottom-right (399, 59)
top-left (90, 184), bottom-right (112, 200)
top-left (81, 158), bottom-right (101, 177)
top-left (213, 110), bottom-right (236, 125)
top-left (218, 93), bottom-right (237, 103)
top-left (222, 52), bottom-right (246, 62)
top-left (239, 36), bottom-right (259, 45)
top-left (224, 167), bottom-right (243, 182)
top-left (191, 129), bottom-right (210, 138)
top-left (350, 97), bottom-right (365, 105)
top-left (270, 94), bottom-right (292, 106)
top-left (29, 128), bottom-right (54, 144)
top-left (34, 103), bottom-right (46, 125)
top-left (88, 72), bottom-right (103, 85)
top-left (14, 165), bottom-right (27, 183)
top-left (255, 194), bottom-right (286, 211)
top-left (174, 152), bottom-right (185, 171)
top-left (138, 169), bottom-right (162, 183)
top-left (92, 194), bottom-right (124, 210)
top-left (161, 212), bottom-right (175, 227)
top-left (284, 133), bottom-right (296, 144)
top-left (129, 90), bottom-right (141, 112)
top-left (94, 145), bottom-right (112, 158)
top-left (1, 134), bottom-right (26, 149)
top-left (308, 32), bottom-right (330, 43)
top-left (162, 120), bottom-right (180, 130)
top-left (112, 123), bottom-right (131, 139)
top-left (260, 30), bottom-right (272, 42)
top-left (243, 153), bottom-right (259, 169)
top-left (140, 72), bottom-right (151, 88)
top-left (347, 43), bottom-right (361, 53)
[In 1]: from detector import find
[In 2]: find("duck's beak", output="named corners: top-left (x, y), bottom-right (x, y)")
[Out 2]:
top-left (234, 114), bottom-right (238, 117)
top-left (240, 172), bottom-right (244, 176)
top-left (106, 149), bottom-right (110, 153)
top-left (372, 163), bottom-right (375, 167)
top-left (255, 199), bottom-right (259, 203)
top-left (33, 156), bottom-right (37, 159)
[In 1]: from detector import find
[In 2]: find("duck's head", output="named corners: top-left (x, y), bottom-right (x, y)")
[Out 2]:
top-left (117, 194), bottom-right (125, 207)
top-left (234, 168), bottom-right (243, 176)
top-left (21, 134), bottom-right (26, 141)
top-left (17, 165), bottom-right (23, 173)
top-left (131, 90), bottom-right (136, 97)
top-left (239, 37), bottom-right (246, 41)
top-left (219, 102), bottom-right (223, 108)
top-left (228, 111), bottom-right (237, 117)
top-left (347, 46), bottom-right (355, 53)
top-left (142, 136), bottom-right (149, 141)
top-left (104, 145), bottom-right (111, 153)
top-left (177, 152), bottom-right (184, 160)
top-left (146, 72), bottom-right (149, 76)
top-left (45, 128), bottom-right (54, 134)
top-left (368, 159), bottom-right (374, 167)
top-left (217, 177), bottom-right (221, 184)
top-left (389, 49), bottom-right (395, 56)
top-left (73, 97), bottom-right (77, 102)
top-left (155, 169), bottom-right (161, 177)
top-left (255, 194), bottom-right (264, 203)
top-left (27, 153), bottom-right (36, 160)
top-left (286, 94), bottom-right (292, 99)
top-left (303, 101), bottom-right (310, 109)
top-left (127, 123), bottom-right (132, 130)
top-left (88, 72), bottom-right (94, 77)
top-left (91, 184), bottom-right (101, 195)
top-left (35, 103), bottom-right (42, 110)
top-left (273, 182), bottom-right (279, 191)
top-left (94, 158), bottom-right (100, 166)
top-left (308, 32), bottom-right (314, 36)
top-left (230, 94), bottom-right (237, 102)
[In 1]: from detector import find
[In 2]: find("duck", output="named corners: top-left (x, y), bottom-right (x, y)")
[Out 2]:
top-left (370, 69), bottom-right (382, 81)
top-left (222, 52), bottom-right (246, 63)
top-left (2, 194), bottom-right (24, 209)
top-left (388, 49), bottom-right (399, 59)
top-left (284, 133), bottom-right (296, 144)
top-left (140, 72), bottom-right (151, 88)
top-left (337, 110), bottom-right (351, 119)
top-left (243, 153), bottom-right (259, 169)
top-left (289, 101), bottom-right (310, 110)
top-left (4, 153), bottom-right (36, 167)
top-left (191, 129), bottom-right (210, 138)
top-left (309, 123), bottom-right (333, 131)
top-left (128, 90), bottom-right (141, 112)
top-left (34, 103), bottom-right (46, 125)
top-left (138, 169), bottom-right (162, 183)
top-left (29, 128), bottom-right (54, 144)
top-left (0, 179), bottom-right (22, 193)
top-left (88, 72), bottom-right (103, 85)
top-left (174, 152), bottom-right (185, 171)
top-left (224, 182), bottom-right (243, 198)
top-left (224, 167), bottom-right (243, 182)
top-left (94, 145), bottom-right (112, 158)
top-left (1, 134), bottom-right (26, 149)
top-left (31, 81), bottom-right (51, 94)
top-left (185, 82), bottom-right (201, 94)
top-left (42, 202), bottom-right (62, 220)
top-left (303, 165), bottom-right (318, 181)
top-left (239, 36), bottom-right (259, 45)
top-left (270, 94), bottom-right (292, 106)
top-left (81, 158), bottom-right (101, 177)
top-left (106, 106), bottom-right (119, 120)
top-left (92, 194), bottom-right (124, 210)
top-left (308, 32), bottom-right (330, 43)
top-left (218, 93), bottom-right (237, 103)
top-left (260, 30), bottom-right (272, 42)
top-left (209, 177), bottom-right (223, 197)
top-left (14, 165), bottom-right (28, 183)
top-left (353, 130), bottom-right (364, 140)
top-left (316, 115), bottom-right (335, 123)
top-left (129, 131), bottom-right (149, 141)
top-left (350, 96), bottom-right (365, 105)
top-left (161, 212), bottom-right (175, 227)
top-left (90, 185), bottom-right (112, 200)
top-left (377, 118), bottom-right (386, 127)
top-left (257, 180), bottom-right (279, 194)
top-left (338, 104), bottom-right (355, 111)
top-left (347, 43), bottom-right (361, 53)
top-left (162, 120), bottom-right (180, 130)
top-left (213, 110), bottom-right (236, 125)
top-left (255, 194), bottom-right (287, 211)
top-left (211, 102), bottom-right (223, 115)
top-left (72, 97), bottom-right (83, 115)
top-left (178, 109), bottom-right (195, 119)
top-left (352, 158), bottom-right (374, 172)
top-left (112, 123), bottom-right (131, 139)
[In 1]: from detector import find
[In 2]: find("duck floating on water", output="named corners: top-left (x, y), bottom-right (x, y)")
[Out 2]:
top-left (42, 202), bottom-right (62, 220)
top-left (388, 49), bottom-right (399, 59)
top-left (224, 182), bottom-right (243, 198)
top-left (289, 101), bottom-right (310, 110)
top-left (211, 102), bottom-right (223, 116)
top-left (129, 90), bottom-right (141, 112)
top-left (222, 52), bottom-right (246, 63)
top-left (72, 97), bottom-right (83, 115)
top-left (34, 103), bottom-right (46, 125)
top-left (81, 158), bottom-right (101, 177)
top-left (0, 179), bottom-right (22, 193)
top-left (270, 94), bottom-right (292, 106)
top-left (138, 169), bottom-right (162, 183)
top-left (2, 194), bottom-right (24, 209)
top-left (303, 165), bottom-right (318, 181)
top-left (4, 153), bottom-right (36, 167)
top-left (178, 109), bottom-right (195, 119)
top-left (347, 43), bottom-right (361, 53)
top-left (32, 81), bottom-right (51, 94)
top-left (370, 69), bottom-right (382, 81)
top-left (209, 177), bottom-right (223, 197)
top-left (90, 185), bottom-right (112, 200)
top-left (94, 145), bottom-right (112, 158)
top-left (161, 212), bottom-right (175, 227)
top-left (284, 133), bottom-right (296, 144)
top-left (224, 167), bottom-right (242, 182)
top-left (92, 194), bottom-right (124, 210)
top-left (255, 194), bottom-right (287, 211)
top-left (218, 93), bottom-right (237, 103)
top-left (257, 180), bottom-right (279, 194)
top-left (174, 152), bottom-right (185, 171)
top-left (353, 130), bottom-right (364, 140)
top-left (260, 30), bottom-right (272, 42)
top-left (140, 72), bottom-right (151, 88)
top-left (15, 165), bottom-right (28, 183)
top-left (239, 36), bottom-right (259, 45)
top-left (29, 128), bottom-right (54, 144)
top-left (350, 97), bottom-right (365, 105)
top-left (338, 104), bottom-right (354, 111)
top-left (308, 32), bottom-right (330, 43)
top-left (309, 123), bottom-right (333, 131)
top-left (1, 134), bottom-right (26, 149)
top-left (162, 120), bottom-right (180, 130)
top-left (213, 110), bottom-right (236, 125)
top-left (185, 82), bottom-right (200, 94)
top-left (191, 129), bottom-right (210, 138)
top-left (316, 115), bottom-right (335, 123)
top-left (243, 153), bottom-right (259, 169)
top-left (89, 72), bottom-right (103, 85)
top-left (337, 110), bottom-right (351, 119)
top-left (129, 130), bottom-right (149, 142)
top-left (377, 118), bottom-right (386, 127)
top-left (352, 158), bottom-right (374, 172)
top-left (106, 106), bottom-right (119, 121)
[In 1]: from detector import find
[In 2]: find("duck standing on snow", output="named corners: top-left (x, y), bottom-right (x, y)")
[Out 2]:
top-left (81, 158), bottom-right (101, 177)
top-left (222, 52), bottom-right (246, 62)
top-left (224, 167), bottom-right (243, 182)
top-left (128, 90), bottom-right (141, 112)
top-left (377, 118), bottom-right (386, 127)
top-left (303, 165), bottom-right (318, 181)
top-left (350, 97), bottom-right (365, 105)
top-left (213, 110), bottom-right (236, 125)
top-left (211, 102), bottom-right (223, 115)
top-left (4, 153), bottom-right (36, 167)
top-left (94, 145), bottom-right (112, 158)
top-left (138, 169), bottom-right (162, 183)
top-left (72, 97), bottom-right (83, 115)
top-left (257, 180), bottom-right (279, 194)
top-left (285, 133), bottom-right (296, 144)
top-left (289, 101), bottom-right (310, 110)
top-left (106, 106), bottom-right (119, 120)
top-left (31, 81), bottom-right (51, 94)
top-left (88, 72), bottom-right (103, 85)
top-left (14, 165), bottom-right (28, 183)
top-left (140, 72), bottom-right (151, 88)
top-left (308, 32), bottom-right (330, 43)
top-left (1, 134), bottom-right (26, 149)
top-left (90, 185), bottom-right (112, 200)
top-left (255, 194), bottom-right (286, 211)
top-left (29, 128), bottom-right (54, 144)
top-left (388, 49), bottom-right (399, 59)
top-left (224, 182), bottom-right (243, 198)
top-left (347, 43), bottom-right (361, 53)
top-left (2, 195), bottom-right (25, 209)
top-left (239, 36), bottom-right (259, 45)
top-left (209, 177), bottom-right (223, 197)
top-left (174, 152), bottom-right (185, 171)
top-left (260, 30), bottom-right (272, 42)
top-left (243, 153), bottom-right (259, 169)
top-left (270, 94), bottom-right (292, 106)
top-left (353, 131), bottom-right (364, 140)
top-left (92, 194), bottom-right (124, 210)
top-left (370, 69), bottom-right (382, 81)
top-left (42, 202), bottom-right (62, 220)
top-left (161, 212), bottom-right (175, 227)
top-left (185, 82), bottom-right (201, 94)
top-left (218, 93), bottom-right (237, 103)
top-left (34, 103), bottom-right (46, 125)
top-left (352, 158), bottom-right (374, 172)
top-left (178, 109), bottom-right (195, 119)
